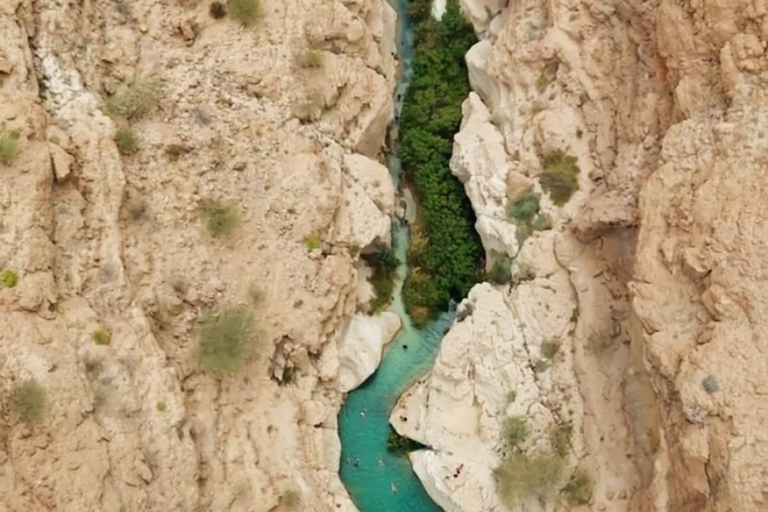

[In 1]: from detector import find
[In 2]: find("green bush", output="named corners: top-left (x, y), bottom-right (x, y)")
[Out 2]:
top-left (488, 254), bottom-right (512, 285)
top-left (0, 269), bottom-right (19, 288)
top-left (563, 468), bottom-right (593, 505)
top-left (198, 307), bottom-right (258, 375)
top-left (10, 380), bottom-right (46, 423)
top-left (507, 191), bottom-right (540, 223)
top-left (387, 429), bottom-right (425, 453)
top-left (156, 401), bottom-right (167, 412)
top-left (228, 0), bottom-right (260, 26)
top-left (304, 235), bottom-right (321, 251)
top-left (495, 452), bottom-right (566, 507)
top-left (114, 127), bottom-right (139, 155)
top-left (302, 49), bottom-right (324, 69)
top-left (540, 151), bottom-right (579, 205)
top-left (541, 337), bottom-right (560, 360)
top-left (367, 248), bottom-right (399, 313)
top-left (502, 416), bottom-right (528, 448)
top-left (531, 213), bottom-right (551, 231)
top-left (104, 81), bottom-right (163, 120)
top-left (209, 1), bottom-right (226, 18)
top-left (399, 0), bottom-right (483, 325)
top-left (0, 129), bottom-right (21, 163)
top-left (200, 199), bottom-right (241, 238)
top-left (92, 329), bottom-right (111, 346)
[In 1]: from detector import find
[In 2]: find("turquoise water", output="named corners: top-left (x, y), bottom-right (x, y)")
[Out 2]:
top-left (338, 2), bottom-right (454, 511)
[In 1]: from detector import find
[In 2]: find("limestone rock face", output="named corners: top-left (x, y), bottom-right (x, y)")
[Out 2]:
top-left (0, 0), bottom-right (396, 511)
top-left (338, 312), bottom-right (401, 392)
top-left (401, 0), bottom-right (768, 511)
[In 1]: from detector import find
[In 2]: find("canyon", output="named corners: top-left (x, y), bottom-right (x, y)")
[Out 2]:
top-left (1, 0), bottom-right (768, 512)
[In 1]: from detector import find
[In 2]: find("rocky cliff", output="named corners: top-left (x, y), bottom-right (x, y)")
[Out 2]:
top-left (394, 0), bottom-right (768, 511)
top-left (0, 0), bottom-right (398, 510)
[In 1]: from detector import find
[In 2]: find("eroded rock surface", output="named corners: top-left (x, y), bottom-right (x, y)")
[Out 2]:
top-left (399, 0), bottom-right (768, 511)
top-left (0, 0), bottom-right (397, 510)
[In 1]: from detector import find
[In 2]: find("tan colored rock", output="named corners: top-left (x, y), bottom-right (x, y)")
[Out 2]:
top-left (0, 0), bottom-right (398, 511)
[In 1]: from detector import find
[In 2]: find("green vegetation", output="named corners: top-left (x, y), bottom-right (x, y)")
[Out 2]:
top-left (304, 235), bottom-right (321, 251)
top-left (200, 199), bottom-right (241, 238)
top-left (209, 1), bottom-right (227, 18)
top-left (541, 337), bottom-right (560, 360)
top-left (502, 416), bottom-right (528, 449)
top-left (0, 269), bottom-right (19, 288)
top-left (387, 429), bottom-right (425, 454)
top-left (400, 0), bottom-right (483, 325)
top-left (563, 468), bottom-right (593, 505)
top-left (549, 420), bottom-right (573, 457)
top-left (10, 380), bottom-right (46, 423)
top-left (228, 0), bottom-right (260, 26)
top-left (0, 129), bottom-right (21, 163)
top-left (156, 401), bottom-right (167, 412)
top-left (104, 80), bottom-right (163, 121)
top-left (540, 151), bottom-right (579, 205)
top-left (367, 248), bottom-right (399, 313)
top-left (488, 254), bottom-right (512, 285)
top-left (702, 374), bottom-right (719, 394)
top-left (114, 127), bottom-right (139, 155)
top-left (495, 452), bottom-right (566, 507)
top-left (302, 49), bottom-right (324, 69)
top-left (198, 307), bottom-right (259, 375)
top-left (507, 191), bottom-right (550, 246)
top-left (507, 191), bottom-right (540, 224)
top-left (92, 329), bottom-right (111, 346)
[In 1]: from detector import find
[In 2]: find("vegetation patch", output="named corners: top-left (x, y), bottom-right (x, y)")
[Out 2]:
top-left (114, 127), bottom-right (139, 155)
top-left (228, 0), bottom-right (261, 26)
top-left (540, 151), bottom-right (579, 205)
top-left (198, 307), bottom-right (259, 375)
top-left (507, 191), bottom-right (550, 247)
top-left (495, 452), bottom-right (566, 507)
top-left (366, 248), bottom-right (399, 313)
top-left (200, 199), bottom-right (241, 238)
top-left (540, 337), bottom-right (560, 360)
top-left (0, 269), bottom-right (19, 288)
top-left (502, 416), bottom-right (528, 449)
top-left (304, 235), bottom-right (321, 251)
top-left (487, 254), bottom-right (512, 285)
top-left (209, 1), bottom-right (227, 18)
top-left (92, 329), bottom-right (111, 346)
top-left (563, 468), bottom-right (593, 505)
top-left (10, 380), bottom-right (46, 423)
top-left (104, 80), bottom-right (163, 121)
top-left (156, 401), bottom-right (167, 412)
top-left (400, 0), bottom-right (483, 326)
top-left (301, 49), bottom-right (324, 69)
top-left (702, 374), bottom-right (719, 394)
top-left (507, 191), bottom-right (540, 224)
top-left (0, 129), bottom-right (21, 164)
top-left (549, 420), bottom-right (573, 457)
top-left (387, 429), bottom-right (425, 454)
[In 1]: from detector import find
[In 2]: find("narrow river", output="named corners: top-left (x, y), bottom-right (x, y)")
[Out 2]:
top-left (337, 1), bottom-right (453, 511)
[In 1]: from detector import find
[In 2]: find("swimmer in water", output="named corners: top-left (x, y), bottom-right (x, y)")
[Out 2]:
top-left (391, 482), bottom-right (398, 494)
top-left (378, 459), bottom-right (385, 469)
top-left (354, 458), bottom-right (360, 468)
top-left (360, 410), bottom-right (366, 418)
